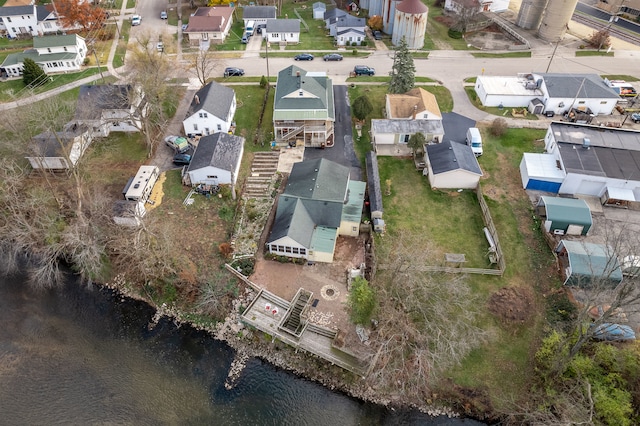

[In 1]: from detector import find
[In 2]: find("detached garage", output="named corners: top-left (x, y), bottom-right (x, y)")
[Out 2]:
top-left (520, 153), bottom-right (566, 193)
top-left (424, 141), bottom-right (483, 189)
top-left (536, 196), bottom-right (592, 236)
top-left (555, 240), bottom-right (623, 288)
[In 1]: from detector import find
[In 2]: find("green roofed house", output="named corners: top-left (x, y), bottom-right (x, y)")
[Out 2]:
top-left (266, 158), bottom-right (365, 263)
top-left (273, 65), bottom-right (335, 148)
top-left (536, 196), bottom-right (592, 236)
top-left (555, 240), bottom-right (623, 288)
top-left (0, 34), bottom-right (87, 78)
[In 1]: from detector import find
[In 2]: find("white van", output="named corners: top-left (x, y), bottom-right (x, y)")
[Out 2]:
top-left (466, 127), bottom-right (483, 157)
top-left (245, 20), bottom-right (255, 36)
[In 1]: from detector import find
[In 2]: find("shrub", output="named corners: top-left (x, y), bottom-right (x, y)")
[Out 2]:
top-left (347, 277), bottom-right (376, 325)
top-left (352, 48), bottom-right (357, 56)
top-left (448, 29), bottom-right (463, 39)
top-left (259, 75), bottom-right (268, 88)
top-left (489, 118), bottom-right (508, 137)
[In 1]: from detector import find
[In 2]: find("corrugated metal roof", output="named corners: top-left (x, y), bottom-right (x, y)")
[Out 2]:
top-left (558, 240), bottom-right (623, 286)
top-left (365, 151), bottom-right (383, 215)
top-left (342, 180), bottom-right (365, 224)
top-left (33, 34), bottom-right (82, 48)
top-left (538, 196), bottom-right (592, 227)
top-left (310, 226), bottom-right (338, 254)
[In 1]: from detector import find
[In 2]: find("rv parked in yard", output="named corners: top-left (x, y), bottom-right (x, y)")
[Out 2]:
top-left (466, 127), bottom-right (483, 157)
top-left (245, 20), bottom-right (255, 36)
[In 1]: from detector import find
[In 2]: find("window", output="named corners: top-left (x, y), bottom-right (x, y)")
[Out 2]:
top-left (199, 112), bottom-right (207, 118)
top-left (47, 48), bottom-right (51, 52)
top-left (44, 22), bottom-right (51, 29)
top-left (205, 128), bottom-right (210, 134)
top-left (28, 26), bottom-right (33, 31)
top-left (63, 47), bottom-right (67, 51)
top-left (217, 124), bottom-right (221, 131)
top-left (352, 226), bottom-right (358, 232)
top-left (578, 101), bottom-right (586, 104)
top-left (285, 247), bottom-right (292, 253)
top-left (600, 101), bottom-right (607, 105)
top-left (399, 134), bottom-right (410, 143)
top-left (423, 114), bottom-right (428, 118)
top-left (193, 124), bottom-right (198, 131)
top-left (202, 33), bottom-right (208, 40)
top-left (206, 175), bottom-right (218, 179)
top-left (7, 17), bottom-right (11, 23)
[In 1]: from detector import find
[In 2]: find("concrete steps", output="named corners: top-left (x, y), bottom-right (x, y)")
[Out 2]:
top-left (242, 151), bottom-right (280, 199)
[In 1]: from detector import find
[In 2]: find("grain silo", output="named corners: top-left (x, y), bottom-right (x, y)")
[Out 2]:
top-left (516, 0), bottom-right (548, 30)
top-left (538, 0), bottom-right (579, 42)
top-left (392, 0), bottom-right (428, 48)
top-left (382, 0), bottom-right (402, 34)
top-left (368, 0), bottom-right (383, 17)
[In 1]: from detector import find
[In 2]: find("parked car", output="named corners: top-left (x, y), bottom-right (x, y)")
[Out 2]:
top-left (173, 153), bottom-right (192, 166)
top-left (165, 136), bottom-right (189, 153)
top-left (592, 323), bottom-right (636, 341)
top-left (241, 35), bottom-right (249, 44)
top-left (131, 15), bottom-right (141, 26)
top-left (224, 67), bottom-right (244, 77)
top-left (156, 42), bottom-right (164, 52)
top-left (294, 53), bottom-right (314, 61)
top-left (354, 65), bottom-right (375, 76)
top-left (182, 23), bottom-right (188, 31)
top-left (160, 11), bottom-right (167, 20)
top-left (373, 30), bottom-right (382, 40)
top-left (323, 53), bottom-right (343, 61)
top-left (631, 112), bottom-right (640, 123)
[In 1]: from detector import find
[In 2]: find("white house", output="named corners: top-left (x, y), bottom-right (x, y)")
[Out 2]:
top-left (444, 0), bottom-right (510, 13)
top-left (26, 124), bottom-right (93, 171)
top-left (385, 87), bottom-right (443, 124)
top-left (424, 140), bottom-right (483, 189)
top-left (0, 34), bottom-right (86, 77)
top-left (73, 84), bottom-right (145, 137)
top-left (183, 81), bottom-right (236, 138)
top-left (324, 8), bottom-right (348, 30)
top-left (474, 73), bottom-right (621, 116)
top-left (371, 119), bottom-right (444, 156)
top-left (185, 132), bottom-right (244, 187)
top-left (520, 122), bottom-right (640, 205)
top-left (0, 4), bottom-right (68, 38)
top-left (183, 6), bottom-right (234, 47)
top-left (334, 14), bottom-right (366, 45)
top-left (265, 19), bottom-right (300, 44)
top-left (242, 5), bottom-right (276, 27)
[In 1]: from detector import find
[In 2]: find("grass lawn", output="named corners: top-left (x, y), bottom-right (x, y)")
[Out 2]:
top-left (114, 20), bottom-right (132, 68)
top-left (0, 38), bottom-right (33, 51)
top-left (424, 0), bottom-right (474, 50)
top-left (260, 50), bottom-right (371, 58)
top-left (284, 7), bottom-right (337, 51)
top-left (233, 84), bottom-right (275, 152)
top-left (472, 51), bottom-right (532, 58)
top-left (465, 87), bottom-right (538, 120)
top-left (602, 74), bottom-right (639, 82)
top-left (576, 50), bottom-right (614, 57)
top-left (0, 68), bottom-right (103, 103)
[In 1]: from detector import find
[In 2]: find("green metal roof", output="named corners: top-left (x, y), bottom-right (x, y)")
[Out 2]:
top-left (540, 196), bottom-right (592, 227)
top-left (559, 240), bottom-right (623, 287)
top-left (342, 180), bottom-right (365, 224)
top-left (310, 226), bottom-right (338, 254)
top-left (33, 34), bottom-right (83, 49)
top-left (274, 65), bottom-right (334, 121)
top-left (1, 50), bottom-right (79, 67)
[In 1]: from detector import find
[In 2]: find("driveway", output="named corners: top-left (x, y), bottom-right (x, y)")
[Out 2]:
top-left (303, 85), bottom-right (362, 180)
top-left (442, 112), bottom-right (477, 145)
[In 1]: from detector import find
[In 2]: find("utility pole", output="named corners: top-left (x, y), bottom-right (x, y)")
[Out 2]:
top-left (546, 40), bottom-right (560, 73)
top-left (92, 45), bottom-right (105, 83)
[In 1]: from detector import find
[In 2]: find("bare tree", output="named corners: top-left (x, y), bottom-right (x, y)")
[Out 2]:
top-left (367, 231), bottom-right (488, 401)
top-left (188, 49), bottom-right (222, 88)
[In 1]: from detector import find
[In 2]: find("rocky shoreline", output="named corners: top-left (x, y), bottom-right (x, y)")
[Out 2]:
top-left (103, 274), bottom-right (469, 421)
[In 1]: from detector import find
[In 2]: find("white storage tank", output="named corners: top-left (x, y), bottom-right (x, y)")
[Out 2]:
top-left (538, 0), bottom-right (579, 42)
top-left (382, 0), bottom-right (402, 34)
top-left (392, 0), bottom-right (428, 48)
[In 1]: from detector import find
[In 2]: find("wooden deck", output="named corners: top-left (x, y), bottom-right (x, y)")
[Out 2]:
top-left (241, 288), bottom-right (370, 377)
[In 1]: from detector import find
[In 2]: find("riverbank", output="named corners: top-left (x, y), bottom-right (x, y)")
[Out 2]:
top-left (102, 274), bottom-right (476, 422)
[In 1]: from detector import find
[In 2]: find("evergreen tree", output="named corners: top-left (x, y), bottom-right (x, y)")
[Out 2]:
top-left (408, 132), bottom-right (426, 157)
top-left (352, 94), bottom-right (373, 121)
top-left (388, 36), bottom-right (415, 94)
top-left (23, 58), bottom-right (46, 87)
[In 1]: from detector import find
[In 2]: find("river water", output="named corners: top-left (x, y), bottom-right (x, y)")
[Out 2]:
top-left (0, 270), bottom-right (484, 425)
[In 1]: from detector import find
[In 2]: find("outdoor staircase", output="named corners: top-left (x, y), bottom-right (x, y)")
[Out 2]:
top-left (243, 151), bottom-right (280, 198)
top-left (280, 288), bottom-right (312, 338)
top-left (280, 125), bottom-right (304, 142)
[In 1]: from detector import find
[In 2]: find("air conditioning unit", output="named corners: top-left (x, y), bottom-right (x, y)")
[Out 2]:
top-left (553, 229), bottom-right (565, 235)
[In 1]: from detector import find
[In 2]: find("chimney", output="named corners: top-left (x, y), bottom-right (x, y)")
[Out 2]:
top-left (296, 71), bottom-right (300, 77)
top-left (195, 94), bottom-right (200, 104)
top-left (412, 105), bottom-right (417, 120)
top-left (582, 137), bottom-right (590, 149)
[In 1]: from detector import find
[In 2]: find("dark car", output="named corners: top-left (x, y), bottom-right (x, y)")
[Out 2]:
top-left (224, 67), bottom-right (244, 77)
top-left (294, 53), bottom-right (314, 61)
top-left (373, 30), bottom-right (382, 40)
top-left (323, 53), bottom-right (343, 61)
top-left (354, 65), bottom-right (375, 76)
top-left (173, 153), bottom-right (192, 166)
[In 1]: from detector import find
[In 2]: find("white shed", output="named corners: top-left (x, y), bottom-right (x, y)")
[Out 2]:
top-left (185, 132), bottom-right (244, 186)
top-left (424, 141), bottom-right (483, 189)
top-left (313, 2), bottom-right (326, 19)
top-left (519, 153), bottom-right (566, 193)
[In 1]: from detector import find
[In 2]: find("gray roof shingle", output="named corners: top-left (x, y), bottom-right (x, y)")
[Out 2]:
top-left (188, 132), bottom-right (244, 174)
top-left (426, 140), bottom-right (483, 175)
top-left (541, 73), bottom-right (620, 99)
top-left (186, 81), bottom-right (235, 121)
top-left (285, 158), bottom-right (349, 202)
top-left (242, 5), bottom-right (276, 19)
top-left (266, 18), bottom-right (300, 33)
